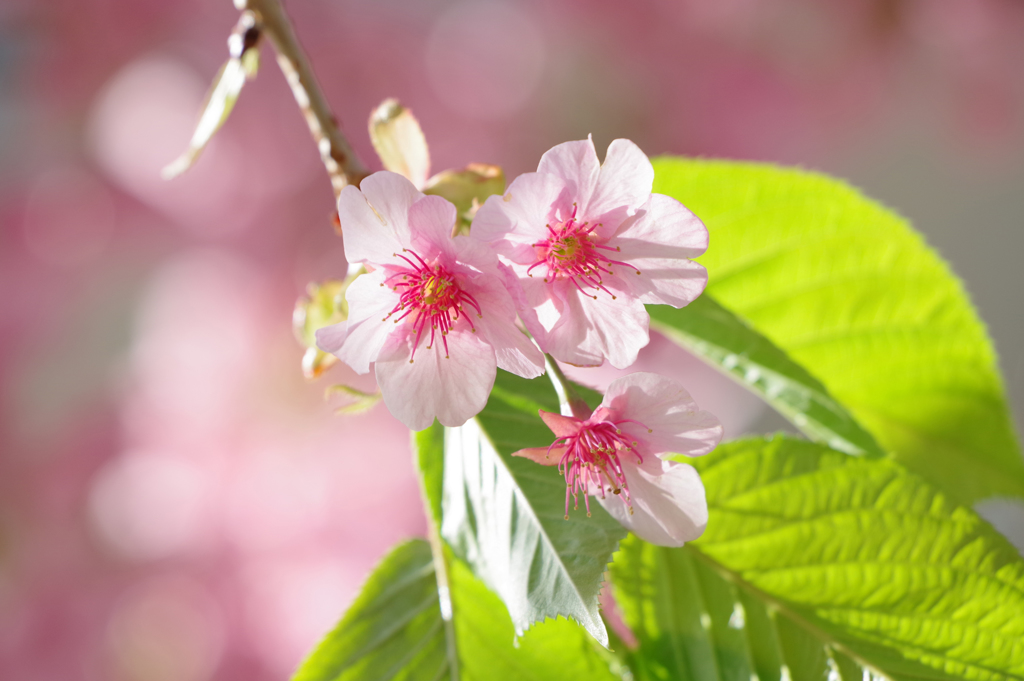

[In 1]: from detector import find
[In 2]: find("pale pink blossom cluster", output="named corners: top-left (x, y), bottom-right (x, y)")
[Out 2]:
top-left (317, 137), bottom-right (710, 428)
top-left (318, 138), bottom-right (724, 546)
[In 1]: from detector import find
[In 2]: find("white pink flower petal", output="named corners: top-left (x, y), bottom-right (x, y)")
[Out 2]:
top-left (318, 171), bottom-right (544, 430)
top-left (315, 269), bottom-right (394, 373)
top-left (599, 459), bottom-right (707, 547)
top-left (337, 171), bottom-right (419, 264)
top-left (512, 372), bottom-right (722, 546)
top-left (375, 327), bottom-right (497, 431)
top-left (472, 138), bottom-right (709, 370)
top-left (537, 139), bottom-right (599, 209)
top-left (599, 372), bottom-right (724, 458)
top-left (586, 138), bottom-right (654, 229)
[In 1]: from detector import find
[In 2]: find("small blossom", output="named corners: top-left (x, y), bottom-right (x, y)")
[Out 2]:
top-left (513, 372), bottom-right (723, 546)
top-left (472, 137), bottom-right (709, 368)
top-left (316, 171), bottom-right (545, 431)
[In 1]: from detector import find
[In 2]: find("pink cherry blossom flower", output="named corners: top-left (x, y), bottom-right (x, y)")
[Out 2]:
top-left (514, 372), bottom-right (723, 546)
top-left (472, 137), bottom-right (709, 369)
top-left (316, 171), bottom-right (545, 431)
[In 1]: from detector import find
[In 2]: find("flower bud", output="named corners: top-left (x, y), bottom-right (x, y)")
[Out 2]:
top-left (368, 99), bottom-right (430, 190)
top-left (293, 277), bottom-right (353, 379)
top-left (423, 163), bottom-right (504, 235)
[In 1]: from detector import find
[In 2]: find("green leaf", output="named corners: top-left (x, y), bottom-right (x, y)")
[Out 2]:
top-left (610, 535), bottom-right (725, 681)
top-left (614, 436), bottom-right (1024, 681)
top-left (649, 296), bottom-right (884, 457)
top-left (291, 540), bottom-right (448, 681)
top-left (291, 539), bottom-right (619, 681)
top-left (450, 557), bottom-right (620, 680)
top-left (415, 425), bottom-right (445, 527)
top-left (652, 157), bottom-right (1024, 504)
top-left (441, 370), bottom-right (628, 646)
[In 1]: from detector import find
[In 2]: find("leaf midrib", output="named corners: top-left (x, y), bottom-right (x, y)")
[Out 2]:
top-left (473, 415), bottom-right (604, 635)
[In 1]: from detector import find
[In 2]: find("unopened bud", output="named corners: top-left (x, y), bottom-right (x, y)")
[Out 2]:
top-left (369, 99), bottom-right (430, 189)
top-left (293, 273), bottom-right (360, 379)
top-left (423, 163), bottom-right (505, 235)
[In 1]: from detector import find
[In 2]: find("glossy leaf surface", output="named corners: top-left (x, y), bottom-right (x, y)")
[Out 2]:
top-left (653, 158), bottom-right (1023, 503)
top-left (440, 370), bottom-right (627, 646)
top-left (291, 539), bottom-right (618, 681)
top-left (613, 436), bottom-right (1024, 681)
top-left (649, 295), bottom-right (883, 457)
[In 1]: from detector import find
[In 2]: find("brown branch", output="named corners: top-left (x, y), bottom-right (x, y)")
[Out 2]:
top-left (235, 0), bottom-right (369, 195)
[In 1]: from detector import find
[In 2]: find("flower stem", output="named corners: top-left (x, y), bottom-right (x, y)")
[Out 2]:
top-left (233, 0), bottom-right (368, 195)
top-left (425, 518), bottom-right (460, 677)
top-left (412, 431), bottom-right (460, 678)
top-left (544, 354), bottom-right (594, 420)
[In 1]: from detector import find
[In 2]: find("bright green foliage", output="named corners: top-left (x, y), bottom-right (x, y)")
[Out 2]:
top-left (440, 370), bottom-right (627, 647)
top-left (611, 536), bottom-right (738, 681)
top-left (449, 558), bottom-right (620, 680)
top-left (291, 539), bottom-right (618, 681)
top-left (652, 157), bottom-right (1023, 504)
top-left (291, 540), bottom-right (447, 681)
top-left (649, 296), bottom-right (884, 457)
top-left (415, 425), bottom-right (445, 526)
top-left (615, 436), bottom-right (1024, 681)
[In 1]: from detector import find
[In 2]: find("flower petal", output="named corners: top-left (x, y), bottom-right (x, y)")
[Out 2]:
top-left (375, 326), bottom-right (497, 430)
top-left (338, 171), bottom-right (423, 264)
top-left (317, 269), bottom-right (396, 374)
top-left (601, 372), bottom-right (724, 457)
top-left (452, 235), bottom-right (503, 277)
top-left (537, 138), bottom-right (600, 211)
top-left (471, 172), bottom-right (567, 245)
top-left (564, 289), bottom-right (651, 369)
top-left (466, 270), bottom-right (545, 379)
top-left (512, 445), bottom-right (566, 466)
top-left (613, 193), bottom-right (709, 258)
top-left (539, 410), bottom-right (582, 438)
top-left (408, 194), bottom-right (459, 259)
top-left (585, 138), bottom-right (654, 226)
top-left (592, 194), bottom-right (707, 307)
top-left (619, 256), bottom-right (708, 308)
top-left (524, 281), bottom-right (602, 367)
top-left (315, 320), bottom-right (348, 354)
top-left (514, 273), bottom-right (563, 332)
top-left (598, 459), bottom-right (707, 547)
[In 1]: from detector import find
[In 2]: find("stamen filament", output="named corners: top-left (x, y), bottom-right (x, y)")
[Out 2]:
top-left (528, 210), bottom-right (635, 297)
top-left (383, 250), bottom-right (481, 360)
top-left (555, 416), bottom-right (653, 518)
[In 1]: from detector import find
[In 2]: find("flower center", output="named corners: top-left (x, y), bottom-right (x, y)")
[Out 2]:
top-left (550, 417), bottom-right (650, 519)
top-left (527, 205), bottom-right (639, 299)
top-left (383, 249), bottom-right (482, 362)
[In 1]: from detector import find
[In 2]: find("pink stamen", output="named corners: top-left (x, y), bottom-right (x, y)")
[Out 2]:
top-left (528, 208), bottom-right (640, 297)
top-left (382, 249), bottom-right (481, 361)
top-left (553, 417), bottom-right (651, 519)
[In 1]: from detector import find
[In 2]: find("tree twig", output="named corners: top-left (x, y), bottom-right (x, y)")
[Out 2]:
top-left (544, 355), bottom-right (594, 420)
top-left (234, 0), bottom-right (368, 195)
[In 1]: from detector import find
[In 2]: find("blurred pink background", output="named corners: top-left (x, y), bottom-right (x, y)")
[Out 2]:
top-left (2, 0), bottom-right (1023, 679)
